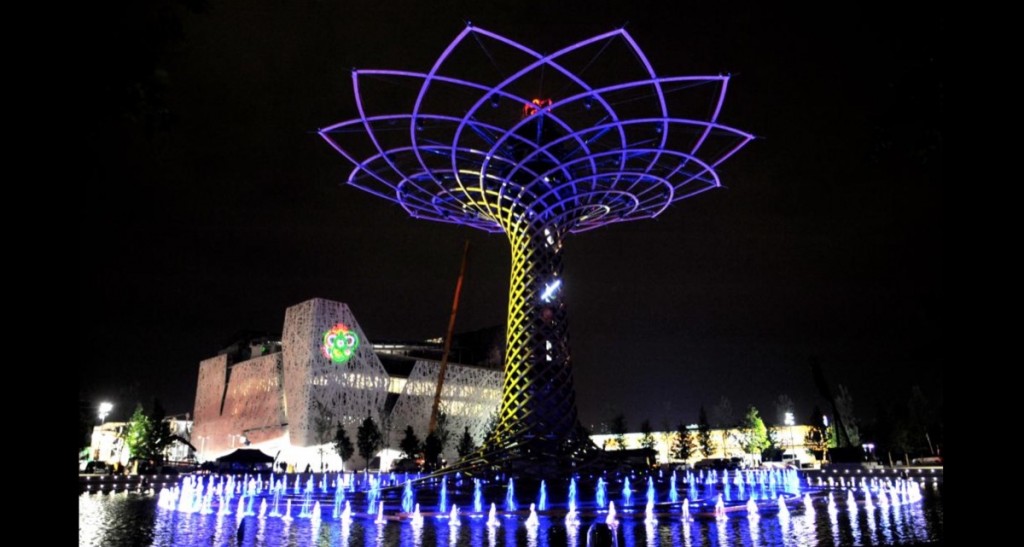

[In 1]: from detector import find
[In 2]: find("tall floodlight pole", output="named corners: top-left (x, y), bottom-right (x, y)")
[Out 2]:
top-left (320, 25), bottom-right (752, 469)
top-left (785, 411), bottom-right (796, 451)
top-left (98, 402), bottom-right (113, 424)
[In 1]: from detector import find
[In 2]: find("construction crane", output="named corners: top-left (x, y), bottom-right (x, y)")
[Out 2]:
top-left (428, 240), bottom-right (470, 434)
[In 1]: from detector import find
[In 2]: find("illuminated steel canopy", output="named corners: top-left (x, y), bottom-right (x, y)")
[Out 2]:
top-left (319, 25), bottom-right (753, 234)
top-left (320, 26), bottom-right (751, 469)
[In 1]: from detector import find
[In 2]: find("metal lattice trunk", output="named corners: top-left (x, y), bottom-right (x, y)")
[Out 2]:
top-left (492, 226), bottom-right (577, 447)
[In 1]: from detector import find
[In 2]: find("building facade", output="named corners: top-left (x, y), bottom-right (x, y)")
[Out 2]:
top-left (192, 298), bottom-right (501, 470)
top-left (590, 424), bottom-right (816, 466)
top-left (88, 416), bottom-right (194, 467)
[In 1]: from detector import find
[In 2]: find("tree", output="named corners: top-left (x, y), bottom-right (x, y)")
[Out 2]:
top-left (334, 424), bottom-right (354, 471)
top-left (125, 403), bottom-right (154, 461)
top-left (672, 423), bottom-right (694, 461)
top-left (810, 357), bottom-right (852, 447)
top-left (907, 385), bottom-right (933, 453)
top-left (148, 398), bottom-right (174, 463)
top-left (435, 411), bottom-right (451, 451)
top-left (483, 411), bottom-right (499, 444)
top-left (804, 407), bottom-right (830, 459)
top-left (835, 384), bottom-right (861, 446)
top-left (740, 406), bottom-right (769, 458)
top-left (762, 425), bottom-right (784, 461)
top-left (457, 426), bottom-right (476, 457)
top-left (311, 399), bottom-right (336, 471)
top-left (610, 413), bottom-right (628, 450)
top-left (356, 415), bottom-right (383, 468)
top-left (379, 413), bottom-right (393, 453)
top-left (423, 432), bottom-right (444, 469)
top-left (79, 402), bottom-right (93, 450)
top-left (399, 426), bottom-right (422, 458)
top-left (422, 411), bottom-right (453, 469)
top-left (710, 396), bottom-right (735, 456)
top-left (697, 406), bottom-right (714, 457)
top-left (710, 396), bottom-right (735, 428)
top-left (91, 0), bottom-right (210, 138)
top-left (659, 415), bottom-right (676, 459)
top-left (766, 426), bottom-right (781, 451)
top-left (639, 419), bottom-right (656, 450)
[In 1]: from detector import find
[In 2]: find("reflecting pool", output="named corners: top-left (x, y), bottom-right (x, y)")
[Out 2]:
top-left (79, 468), bottom-right (943, 546)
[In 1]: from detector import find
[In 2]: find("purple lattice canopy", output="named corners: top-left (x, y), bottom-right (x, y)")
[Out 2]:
top-left (319, 25), bottom-right (753, 234)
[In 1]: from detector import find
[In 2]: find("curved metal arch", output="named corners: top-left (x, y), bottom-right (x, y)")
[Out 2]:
top-left (489, 76), bottom-right (740, 188)
top-left (514, 146), bottom-right (721, 225)
top-left (455, 28), bottom-right (633, 221)
top-left (355, 69), bottom-right (574, 215)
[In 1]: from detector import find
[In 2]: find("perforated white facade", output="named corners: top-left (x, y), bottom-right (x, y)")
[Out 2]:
top-left (387, 360), bottom-right (501, 463)
top-left (281, 299), bottom-right (390, 447)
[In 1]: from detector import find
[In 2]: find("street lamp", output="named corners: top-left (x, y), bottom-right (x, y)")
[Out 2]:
top-left (822, 414), bottom-right (830, 464)
top-left (98, 402), bottom-right (113, 424)
top-left (784, 411), bottom-right (796, 452)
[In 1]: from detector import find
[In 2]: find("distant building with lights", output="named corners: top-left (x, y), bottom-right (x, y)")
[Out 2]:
top-left (191, 298), bottom-right (502, 470)
top-left (88, 415), bottom-right (194, 467)
top-left (591, 424), bottom-right (816, 467)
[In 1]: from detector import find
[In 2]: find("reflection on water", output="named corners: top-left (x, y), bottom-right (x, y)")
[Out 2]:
top-left (80, 479), bottom-right (943, 546)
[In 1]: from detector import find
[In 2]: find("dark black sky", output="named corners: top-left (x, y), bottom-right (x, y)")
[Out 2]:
top-left (83, 1), bottom-right (941, 432)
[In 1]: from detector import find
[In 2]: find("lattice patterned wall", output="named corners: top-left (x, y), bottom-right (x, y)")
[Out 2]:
top-left (282, 298), bottom-right (390, 448)
top-left (194, 355), bottom-right (227, 423)
top-left (387, 360), bottom-right (501, 462)
top-left (220, 354), bottom-right (287, 445)
top-left (192, 355), bottom-right (228, 455)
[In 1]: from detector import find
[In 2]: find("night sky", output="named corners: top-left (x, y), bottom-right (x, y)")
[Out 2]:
top-left (83, 1), bottom-right (941, 432)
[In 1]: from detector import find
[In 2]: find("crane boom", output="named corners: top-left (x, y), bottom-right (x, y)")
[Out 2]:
top-left (428, 240), bottom-right (470, 434)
